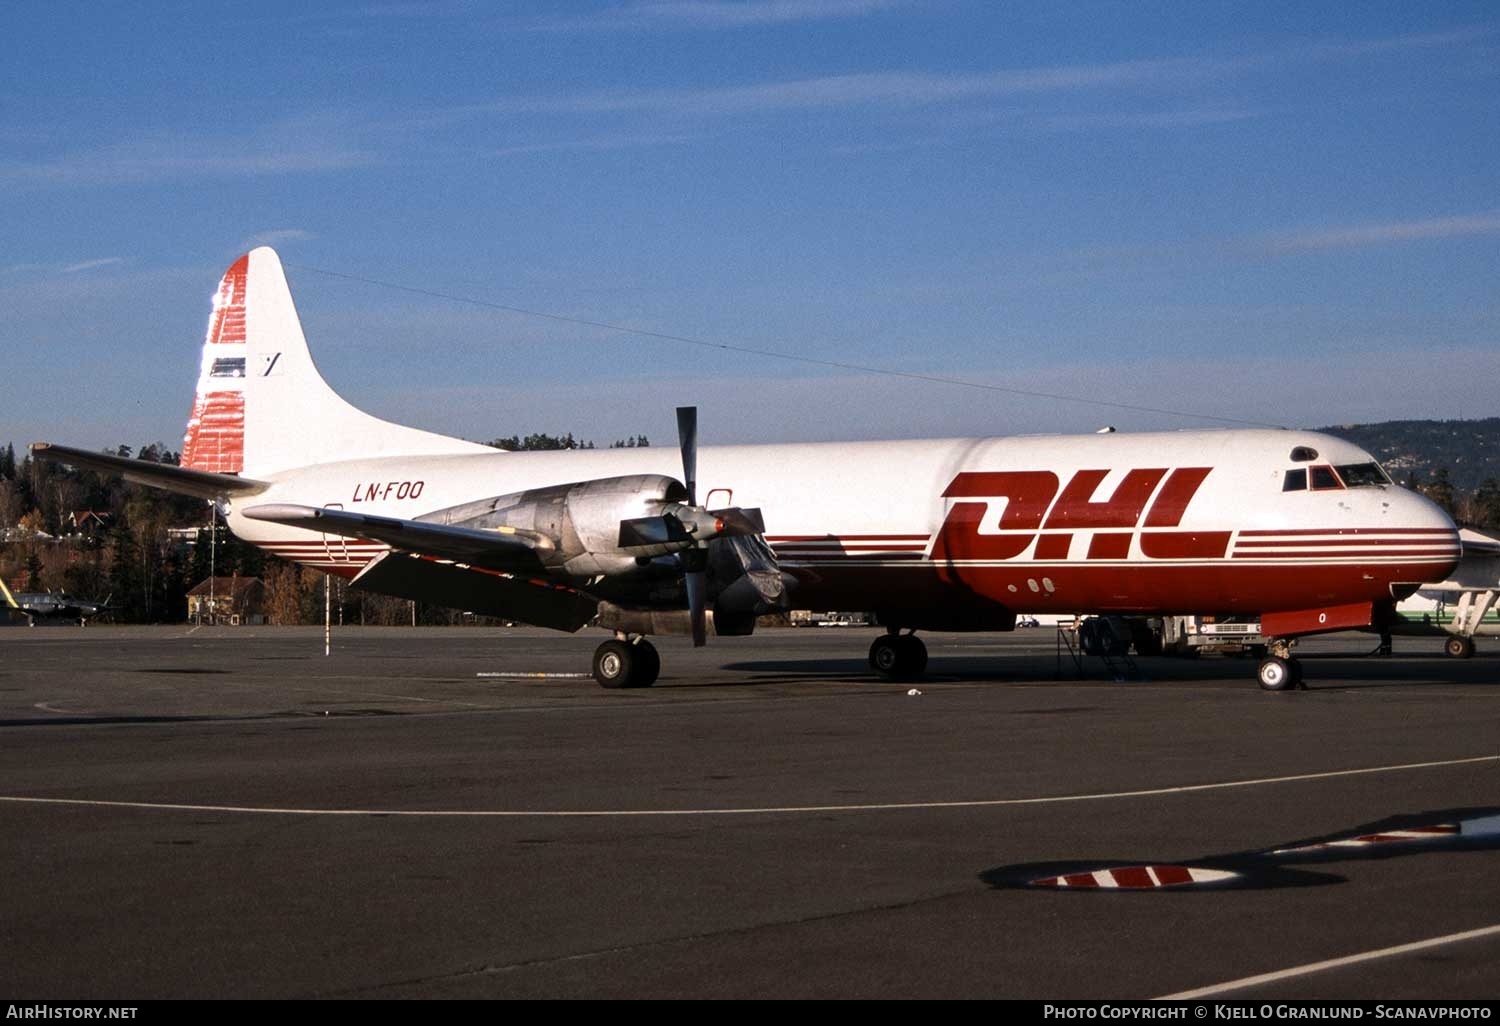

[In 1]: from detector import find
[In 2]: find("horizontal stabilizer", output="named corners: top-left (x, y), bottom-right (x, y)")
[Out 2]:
top-left (31, 443), bottom-right (270, 501)
top-left (243, 503), bottom-right (554, 574)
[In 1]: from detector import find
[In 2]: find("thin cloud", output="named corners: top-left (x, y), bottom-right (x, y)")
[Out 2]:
top-left (61, 257), bottom-right (125, 274)
top-left (1264, 211), bottom-right (1500, 253)
top-left (471, 24), bottom-right (1489, 120)
top-left (489, 133), bottom-right (701, 156)
top-left (482, 60), bottom-right (1215, 117)
top-left (1043, 108), bottom-right (1260, 132)
top-left (532, 0), bottom-right (903, 32)
top-left (0, 117), bottom-right (377, 189)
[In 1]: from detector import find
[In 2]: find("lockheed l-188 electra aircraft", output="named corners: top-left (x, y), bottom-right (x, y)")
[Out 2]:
top-left (33, 248), bottom-right (1461, 690)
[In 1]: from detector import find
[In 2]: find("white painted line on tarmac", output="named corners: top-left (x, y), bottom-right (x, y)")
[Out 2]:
top-left (1158, 923), bottom-right (1500, 999)
top-left (0, 754), bottom-right (1494, 819)
top-left (476, 672), bottom-right (593, 679)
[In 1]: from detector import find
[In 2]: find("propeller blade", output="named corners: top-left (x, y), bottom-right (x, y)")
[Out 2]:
top-left (618, 514), bottom-right (692, 551)
top-left (685, 569), bottom-right (708, 647)
top-left (707, 507), bottom-right (765, 537)
top-left (676, 406), bottom-right (698, 507)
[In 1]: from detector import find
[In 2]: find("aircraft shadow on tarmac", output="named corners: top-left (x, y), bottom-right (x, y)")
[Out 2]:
top-left (720, 653), bottom-right (1498, 688)
top-left (980, 806), bottom-right (1500, 892)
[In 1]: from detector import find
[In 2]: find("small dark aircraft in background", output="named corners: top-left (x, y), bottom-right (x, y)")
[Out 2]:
top-left (0, 581), bottom-right (112, 625)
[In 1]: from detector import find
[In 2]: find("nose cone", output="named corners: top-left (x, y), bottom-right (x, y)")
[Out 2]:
top-left (1393, 485), bottom-right (1462, 586)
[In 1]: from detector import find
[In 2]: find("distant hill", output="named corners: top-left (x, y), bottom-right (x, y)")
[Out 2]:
top-left (1317, 418), bottom-right (1500, 493)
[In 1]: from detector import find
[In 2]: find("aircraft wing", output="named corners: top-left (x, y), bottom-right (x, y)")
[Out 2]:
top-left (242, 503), bottom-right (556, 575)
top-left (31, 443), bottom-right (270, 501)
top-left (351, 552), bottom-right (597, 632)
top-left (1459, 529), bottom-right (1500, 556)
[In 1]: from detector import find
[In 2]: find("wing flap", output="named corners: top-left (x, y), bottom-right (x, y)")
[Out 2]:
top-left (31, 443), bottom-right (269, 500)
top-left (242, 503), bottom-right (555, 574)
top-left (352, 552), bottom-right (596, 632)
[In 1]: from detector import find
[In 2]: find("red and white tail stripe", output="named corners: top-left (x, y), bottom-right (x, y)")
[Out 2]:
top-left (181, 254), bottom-right (249, 473)
top-left (1028, 865), bottom-right (1239, 889)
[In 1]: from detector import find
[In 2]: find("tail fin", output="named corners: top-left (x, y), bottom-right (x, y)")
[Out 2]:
top-left (182, 248), bottom-right (491, 476)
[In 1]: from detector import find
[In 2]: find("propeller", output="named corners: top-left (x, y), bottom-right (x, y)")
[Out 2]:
top-left (677, 406), bottom-right (708, 647)
top-left (614, 406), bottom-right (766, 648)
top-left (677, 406), bottom-right (698, 507)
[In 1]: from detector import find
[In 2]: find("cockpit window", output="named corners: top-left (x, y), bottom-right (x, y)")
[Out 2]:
top-left (1282, 469), bottom-right (1307, 492)
top-left (1309, 465), bottom-right (1342, 490)
top-left (1290, 446), bottom-right (1319, 463)
top-left (1334, 462), bottom-right (1391, 487)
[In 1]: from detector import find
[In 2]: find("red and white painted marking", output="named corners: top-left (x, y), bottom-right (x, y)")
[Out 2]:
top-left (1271, 824), bottom-right (1458, 855)
top-left (1028, 865), bottom-right (1240, 889)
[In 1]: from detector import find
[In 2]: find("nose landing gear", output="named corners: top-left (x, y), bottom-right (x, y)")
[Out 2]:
top-left (1256, 637), bottom-right (1304, 692)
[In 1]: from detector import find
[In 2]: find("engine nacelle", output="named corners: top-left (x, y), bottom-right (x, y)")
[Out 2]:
top-left (419, 474), bottom-right (688, 578)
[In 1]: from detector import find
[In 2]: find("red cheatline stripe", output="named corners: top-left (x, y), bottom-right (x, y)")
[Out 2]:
top-left (774, 552), bottom-right (924, 561)
top-left (773, 541), bottom-right (928, 548)
top-left (267, 541), bottom-right (388, 546)
top-left (1236, 537), bottom-right (1460, 548)
top-left (1231, 549), bottom-right (1459, 560)
top-left (267, 544), bottom-right (388, 550)
top-left (1238, 527), bottom-right (1457, 537)
top-left (775, 547), bottom-right (926, 553)
top-left (768, 537), bottom-right (930, 546)
top-left (267, 552), bottom-right (384, 558)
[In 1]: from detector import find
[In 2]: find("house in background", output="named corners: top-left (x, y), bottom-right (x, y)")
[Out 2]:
top-left (187, 577), bottom-right (265, 625)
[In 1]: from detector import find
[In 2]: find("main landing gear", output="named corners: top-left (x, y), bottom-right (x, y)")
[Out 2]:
top-left (1256, 637), bottom-right (1305, 692)
top-left (592, 635), bottom-right (661, 689)
top-left (869, 629), bottom-right (927, 681)
top-left (1446, 635), bottom-right (1476, 659)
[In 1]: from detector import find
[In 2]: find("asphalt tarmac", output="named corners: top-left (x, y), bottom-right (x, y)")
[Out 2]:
top-left (2, 624), bottom-right (1498, 1000)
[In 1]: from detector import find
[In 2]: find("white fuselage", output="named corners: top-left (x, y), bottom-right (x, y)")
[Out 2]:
top-left (226, 428), bottom-right (1460, 626)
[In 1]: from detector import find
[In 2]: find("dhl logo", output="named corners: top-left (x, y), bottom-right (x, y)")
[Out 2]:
top-left (932, 468), bottom-right (1230, 562)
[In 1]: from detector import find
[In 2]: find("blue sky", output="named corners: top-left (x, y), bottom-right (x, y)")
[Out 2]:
top-left (3, 1), bottom-right (1497, 451)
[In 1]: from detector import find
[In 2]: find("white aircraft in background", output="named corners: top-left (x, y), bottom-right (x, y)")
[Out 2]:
top-left (33, 248), bottom-right (1461, 690)
top-left (1391, 527), bottom-right (1500, 658)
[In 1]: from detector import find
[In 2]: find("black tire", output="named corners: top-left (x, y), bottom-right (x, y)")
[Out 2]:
top-left (869, 635), bottom-right (902, 676)
top-left (593, 639), bottom-right (635, 689)
top-left (1078, 619), bottom-right (1103, 657)
top-left (1257, 656), bottom-right (1296, 692)
top-left (1446, 635), bottom-right (1476, 659)
top-left (896, 634), bottom-right (928, 677)
top-left (632, 639), bottom-right (661, 687)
